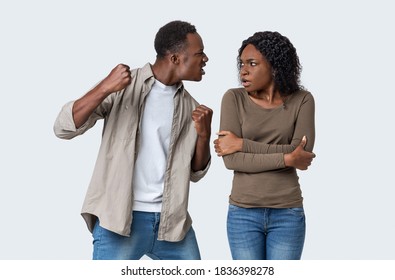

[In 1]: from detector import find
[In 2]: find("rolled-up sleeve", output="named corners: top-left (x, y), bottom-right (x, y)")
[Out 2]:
top-left (190, 157), bottom-right (211, 182)
top-left (53, 100), bottom-right (103, 140)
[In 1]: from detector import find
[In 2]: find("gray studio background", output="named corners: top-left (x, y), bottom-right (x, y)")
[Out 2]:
top-left (1, 0), bottom-right (394, 259)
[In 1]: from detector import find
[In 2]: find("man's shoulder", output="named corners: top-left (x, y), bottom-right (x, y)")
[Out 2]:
top-left (131, 63), bottom-right (154, 80)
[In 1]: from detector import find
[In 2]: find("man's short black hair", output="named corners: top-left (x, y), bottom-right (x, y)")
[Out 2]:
top-left (154, 20), bottom-right (197, 58)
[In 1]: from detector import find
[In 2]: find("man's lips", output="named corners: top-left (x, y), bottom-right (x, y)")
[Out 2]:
top-left (201, 64), bottom-right (206, 75)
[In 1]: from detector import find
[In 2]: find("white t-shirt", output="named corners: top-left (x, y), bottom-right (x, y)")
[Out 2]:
top-left (132, 79), bottom-right (177, 212)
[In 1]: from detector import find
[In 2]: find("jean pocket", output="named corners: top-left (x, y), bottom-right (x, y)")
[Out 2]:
top-left (287, 207), bottom-right (305, 217)
top-left (228, 204), bottom-right (241, 212)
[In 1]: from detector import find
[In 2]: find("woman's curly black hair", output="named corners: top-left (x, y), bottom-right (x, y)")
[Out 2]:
top-left (154, 20), bottom-right (197, 58)
top-left (238, 31), bottom-right (303, 96)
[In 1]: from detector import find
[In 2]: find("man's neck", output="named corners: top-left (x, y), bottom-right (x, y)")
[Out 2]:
top-left (151, 59), bottom-right (178, 86)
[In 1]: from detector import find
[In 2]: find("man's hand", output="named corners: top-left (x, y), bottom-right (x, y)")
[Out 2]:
top-left (192, 105), bottom-right (213, 139)
top-left (191, 105), bottom-right (213, 171)
top-left (99, 64), bottom-right (132, 95)
top-left (284, 136), bottom-right (316, 170)
top-left (73, 64), bottom-right (132, 128)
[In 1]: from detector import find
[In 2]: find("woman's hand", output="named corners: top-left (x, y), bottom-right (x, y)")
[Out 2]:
top-left (213, 130), bottom-right (243, 156)
top-left (284, 136), bottom-right (316, 170)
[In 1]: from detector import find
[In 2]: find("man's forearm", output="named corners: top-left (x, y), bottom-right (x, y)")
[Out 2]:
top-left (191, 136), bottom-right (211, 171)
top-left (72, 84), bottom-right (109, 128)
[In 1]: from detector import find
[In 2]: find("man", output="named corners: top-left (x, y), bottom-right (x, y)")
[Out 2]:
top-left (54, 20), bottom-right (212, 260)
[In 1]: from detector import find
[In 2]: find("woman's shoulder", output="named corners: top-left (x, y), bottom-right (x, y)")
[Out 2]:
top-left (289, 89), bottom-right (314, 103)
top-left (221, 88), bottom-right (249, 109)
top-left (293, 89), bottom-right (313, 97)
top-left (223, 87), bottom-right (247, 99)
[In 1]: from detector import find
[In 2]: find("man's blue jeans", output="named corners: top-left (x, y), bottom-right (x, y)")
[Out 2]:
top-left (227, 204), bottom-right (305, 260)
top-left (92, 211), bottom-right (201, 260)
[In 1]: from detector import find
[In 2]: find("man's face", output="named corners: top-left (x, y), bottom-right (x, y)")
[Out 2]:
top-left (177, 33), bottom-right (208, 81)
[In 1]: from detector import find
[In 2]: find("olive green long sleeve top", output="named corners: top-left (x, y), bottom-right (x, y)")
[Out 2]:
top-left (219, 88), bottom-right (315, 208)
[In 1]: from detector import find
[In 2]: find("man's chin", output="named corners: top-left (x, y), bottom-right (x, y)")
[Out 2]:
top-left (190, 76), bottom-right (203, 82)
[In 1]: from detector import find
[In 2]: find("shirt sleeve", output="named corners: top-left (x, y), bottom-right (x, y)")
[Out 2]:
top-left (53, 93), bottom-right (114, 140)
top-left (242, 139), bottom-right (294, 154)
top-left (289, 92), bottom-right (315, 152)
top-left (190, 157), bottom-right (211, 182)
top-left (219, 90), bottom-right (286, 172)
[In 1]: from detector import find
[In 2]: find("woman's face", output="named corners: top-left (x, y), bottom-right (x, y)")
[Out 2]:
top-left (239, 44), bottom-right (273, 93)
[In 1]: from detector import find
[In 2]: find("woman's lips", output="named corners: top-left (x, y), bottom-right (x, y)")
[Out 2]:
top-left (242, 80), bottom-right (251, 87)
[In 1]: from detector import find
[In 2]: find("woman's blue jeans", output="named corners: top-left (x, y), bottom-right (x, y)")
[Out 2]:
top-left (227, 204), bottom-right (306, 260)
top-left (92, 211), bottom-right (201, 260)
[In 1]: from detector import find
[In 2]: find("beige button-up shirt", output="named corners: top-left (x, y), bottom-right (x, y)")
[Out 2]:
top-left (54, 63), bottom-right (210, 242)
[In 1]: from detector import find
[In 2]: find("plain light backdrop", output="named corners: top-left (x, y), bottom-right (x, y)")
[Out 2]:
top-left (1, 0), bottom-right (394, 260)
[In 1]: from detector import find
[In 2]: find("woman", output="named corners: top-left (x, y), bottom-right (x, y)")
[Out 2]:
top-left (214, 31), bottom-right (315, 260)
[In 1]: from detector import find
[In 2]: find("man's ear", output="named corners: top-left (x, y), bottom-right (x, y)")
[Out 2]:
top-left (170, 53), bottom-right (180, 64)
